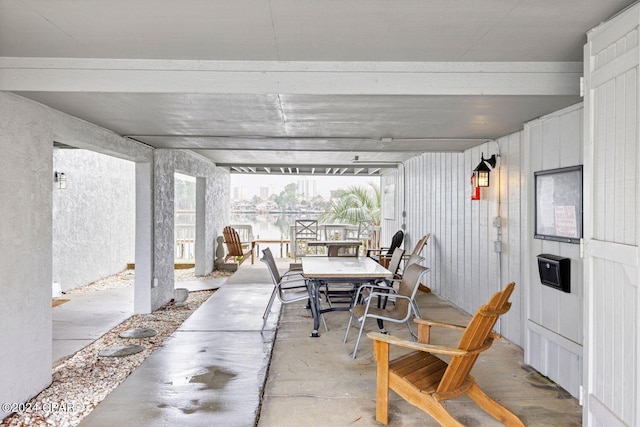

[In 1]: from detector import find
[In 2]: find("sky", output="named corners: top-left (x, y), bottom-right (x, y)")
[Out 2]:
top-left (230, 173), bottom-right (380, 199)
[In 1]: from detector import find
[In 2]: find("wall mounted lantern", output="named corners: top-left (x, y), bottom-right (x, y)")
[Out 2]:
top-left (473, 153), bottom-right (497, 187)
top-left (54, 171), bottom-right (67, 189)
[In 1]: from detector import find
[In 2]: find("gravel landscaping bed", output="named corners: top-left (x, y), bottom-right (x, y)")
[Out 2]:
top-left (1, 268), bottom-right (228, 427)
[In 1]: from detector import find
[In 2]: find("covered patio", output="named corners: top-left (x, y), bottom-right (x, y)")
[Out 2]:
top-left (2, 1), bottom-right (640, 425)
top-left (77, 260), bottom-right (580, 426)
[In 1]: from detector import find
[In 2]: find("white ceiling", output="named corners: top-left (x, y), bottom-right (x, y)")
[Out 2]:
top-left (1, 0), bottom-right (636, 175)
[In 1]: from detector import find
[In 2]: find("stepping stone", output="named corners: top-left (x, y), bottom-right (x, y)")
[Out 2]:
top-left (119, 328), bottom-right (158, 339)
top-left (98, 345), bottom-right (145, 358)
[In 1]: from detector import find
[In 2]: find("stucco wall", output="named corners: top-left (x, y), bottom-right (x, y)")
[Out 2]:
top-left (152, 149), bottom-right (229, 311)
top-left (0, 92), bottom-right (231, 418)
top-left (0, 92), bottom-right (53, 418)
top-left (52, 149), bottom-right (135, 292)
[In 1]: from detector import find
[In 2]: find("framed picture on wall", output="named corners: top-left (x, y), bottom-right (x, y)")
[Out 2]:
top-left (534, 165), bottom-right (583, 244)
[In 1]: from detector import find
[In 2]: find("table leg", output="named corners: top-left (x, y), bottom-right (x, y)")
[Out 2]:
top-left (377, 282), bottom-right (391, 332)
top-left (307, 279), bottom-right (321, 337)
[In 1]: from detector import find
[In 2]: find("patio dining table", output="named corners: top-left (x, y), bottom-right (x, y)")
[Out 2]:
top-left (302, 256), bottom-right (393, 337)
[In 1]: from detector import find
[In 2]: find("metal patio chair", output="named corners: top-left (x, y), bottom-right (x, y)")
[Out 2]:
top-left (261, 248), bottom-right (309, 329)
top-left (344, 263), bottom-right (430, 358)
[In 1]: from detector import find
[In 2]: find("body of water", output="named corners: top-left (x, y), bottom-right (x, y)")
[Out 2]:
top-left (230, 212), bottom-right (320, 257)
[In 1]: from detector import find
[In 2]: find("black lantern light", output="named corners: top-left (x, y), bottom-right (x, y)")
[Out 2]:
top-left (473, 153), bottom-right (497, 187)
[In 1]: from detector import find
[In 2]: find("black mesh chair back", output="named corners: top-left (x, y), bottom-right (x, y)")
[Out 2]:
top-left (386, 230), bottom-right (404, 255)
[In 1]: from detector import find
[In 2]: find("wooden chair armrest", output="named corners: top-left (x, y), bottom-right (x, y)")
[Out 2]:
top-left (412, 318), bottom-right (502, 343)
top-left (367, 332), bottom-right (467, 356)
top-left (414, 318), bottom-right (467, 331)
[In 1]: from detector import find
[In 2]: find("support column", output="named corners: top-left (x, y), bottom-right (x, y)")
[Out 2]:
top-left (135, 161), bottom-right (153, 314)
top-left (194, 176), bottom-right (207, 276)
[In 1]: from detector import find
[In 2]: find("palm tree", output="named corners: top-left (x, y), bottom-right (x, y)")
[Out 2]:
top-left (319, 182), bottom-right (380, 225)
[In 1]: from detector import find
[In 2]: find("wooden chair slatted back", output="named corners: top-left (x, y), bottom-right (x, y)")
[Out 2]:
top-left (436, 282), bottom-right (515, 395)
top-left (410, 234), bottom-right (431, 256)
top-left (223, 226), bottom-right (244, 256)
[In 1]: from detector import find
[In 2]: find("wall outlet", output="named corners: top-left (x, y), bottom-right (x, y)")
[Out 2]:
top-left (494, 241), bottom-right (502, 253)
top-left (152, 277), bottom-right (158, 288)
top-left (493, 216), bottom-right (502, 228)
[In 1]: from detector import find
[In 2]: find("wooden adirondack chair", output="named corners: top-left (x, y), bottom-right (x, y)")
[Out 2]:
top-left (223, 226), bottom-right (255, 265)
top-left (406, 234), bottom-right (431, 293)
top-left (367, 282), bottom-right (523, 426)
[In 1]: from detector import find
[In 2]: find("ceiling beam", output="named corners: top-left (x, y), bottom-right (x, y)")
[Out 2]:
top-left (128, 136), bottom-right (488, 152)
top-left (0, 59), bottom-right (582, 96)
top-left (219, 162), bottom-right (396, 169)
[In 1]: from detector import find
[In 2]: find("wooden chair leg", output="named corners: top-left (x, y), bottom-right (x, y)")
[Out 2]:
top-left (420, 397), bottom-right (465, 427)
top-left (466, 382), bottom-right (524, 427)
top-left (373, 340), bottom-right (390, 425)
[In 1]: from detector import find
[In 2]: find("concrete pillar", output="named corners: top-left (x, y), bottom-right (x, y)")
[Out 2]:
top-left (134, 161), bottom-right (153, 314)
top-left (195, 176), bottom-right (207, 276)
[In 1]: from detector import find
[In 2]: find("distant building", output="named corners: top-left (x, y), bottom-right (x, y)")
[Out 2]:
top-left (296, 179), bottom-right (317, 200)
top-left (259, 186), bottom-right (270, 199)
top-left (233, 186), bottom-right (248, 201)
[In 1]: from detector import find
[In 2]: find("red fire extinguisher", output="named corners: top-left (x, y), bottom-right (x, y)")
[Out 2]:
top-left (471, 174), bottom-right (480, 200)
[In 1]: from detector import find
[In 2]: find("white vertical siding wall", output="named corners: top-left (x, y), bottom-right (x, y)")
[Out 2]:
top-left (585, 5), bottom-right (639, 426)
top-left (390, 105), bottom-right (586, 398)
top-left (524, 103), bottom-right (584, 399)
top-left (393, 135), bottom-right (525, 348)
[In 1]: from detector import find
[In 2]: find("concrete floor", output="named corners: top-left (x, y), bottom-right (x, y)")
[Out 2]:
top-left (52, 276), bottom-right (224, 366)
top-left (74, 261), bottom-right (582, 426)
top-left (52, 286), bottom-right (134, 365)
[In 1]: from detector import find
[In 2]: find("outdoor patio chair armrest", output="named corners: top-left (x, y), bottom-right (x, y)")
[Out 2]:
top-left (367, 332), bottom-right (468, 356)
top-left (366, 247), bottom-right (390, 256)
top-left (414, 318), bottom-right (467, 331)
top-left (279, 276), bottom-right (307, 286)
top-left (279, 284), bottom-right (308, 292)
top-left (368, 291), bottom-right (406, 301)
top-left (281, 270), bottom-right (304, 279)
top-left (364, 292), bottom-right (406, 307)
top-left (354, 283), bottom-right (397, 302)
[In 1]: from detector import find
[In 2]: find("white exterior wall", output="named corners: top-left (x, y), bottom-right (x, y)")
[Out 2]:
top-left (0, 92), bottom-right (53, 418)
top-left (389, 135), bottom-right (523, 348)
top-left (584, 5), bottom-right (640, 426)
top-left (389, 105), bottom-right (585, 398)
top-left (524, 103), bottom-right (584, 399)
top-left (53, 149), bottom-right (135, 292)
top-left (0, 92), bottom-right (231, 417)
